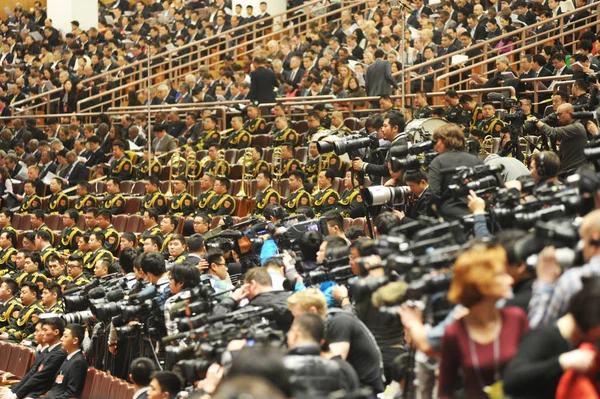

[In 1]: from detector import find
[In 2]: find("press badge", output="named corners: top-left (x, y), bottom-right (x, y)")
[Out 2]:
top-left (55, 374), bottom-right (64, 384)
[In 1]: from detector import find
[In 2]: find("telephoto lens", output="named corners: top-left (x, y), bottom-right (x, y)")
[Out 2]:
top-left (361, 186), bottom-right (412, 206)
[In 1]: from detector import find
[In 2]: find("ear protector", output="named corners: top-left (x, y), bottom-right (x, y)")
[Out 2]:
top-left (537, 152), bottom-right (547, 179)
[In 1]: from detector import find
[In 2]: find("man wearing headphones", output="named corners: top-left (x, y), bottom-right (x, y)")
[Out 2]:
top-left (529, 151), bottom-right (562, 193)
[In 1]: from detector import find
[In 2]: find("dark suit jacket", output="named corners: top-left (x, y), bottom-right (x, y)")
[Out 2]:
top-left (557, 66), bottom-right (572, 76)
top-left (365, 59), bottom-right (398, 97)
top-left (518, 11), bottom-right (536, 25)
top-left (471, 24), bottom-right (487, 41)
top-left (85, 148), bottom-right (107, 167)
top-left (41, 350), bottom-right (87, 399)
top-left (65, 162), bottom-right (88, 186)
top-left (13, 345), bottom-right (68, 398)
top-left (249, 66), bottom-right (278, 104)
top-left (406, 186), bottom-right (434, 220)
top-left (39, 162), bottom-right (57, 180)
top-left (285, 68), bottom-right (304, 87)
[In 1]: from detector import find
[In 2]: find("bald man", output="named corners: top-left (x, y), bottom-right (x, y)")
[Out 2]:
top-left (528, 103), bottom-right (588, 179)
top-left (529, 209), bottom-right (600, 327)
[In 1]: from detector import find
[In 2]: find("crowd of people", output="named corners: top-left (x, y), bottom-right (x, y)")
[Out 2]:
top-left (0, 0), bottom-right (598, 399)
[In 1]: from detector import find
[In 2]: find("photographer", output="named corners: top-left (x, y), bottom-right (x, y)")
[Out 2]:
top-left (284, 313), bottom-right (361, 398)
top-left (504, 277), bottom-right (600, 399)
top-left (220, 267), bottom-right (293, 332)
top-left (164, 262), bottom-right (201, 337)
top-left (403, 169), bottom-right (433, 220)
top-left (528, 104), bottom-right (588, 179)
top-left (428, 124), bottom-right (483, 221)
top-left (344, 238), bottom-right (405, 385)
top-left (287, 289), bottom-right (384, 394)
top-left (353, 111), bottom-right (406, 178)
top-left (529, 209), bottom-right (600, 328)
top-left (529, 151), bottom-right (562, 189)
top-left (201, 250), bottom-right (234, 296)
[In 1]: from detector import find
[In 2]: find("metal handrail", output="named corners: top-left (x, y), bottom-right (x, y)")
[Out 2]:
top-left (11, 0), bottom-right (363, 114)
top-left (1, 90), bottom-right (515, 131)
top-left (9, 0), bottom-right (336, 111)
top-left (397, 1), bottom-right (600, 95)
top-left (74, 0), bottom-right (367, 114)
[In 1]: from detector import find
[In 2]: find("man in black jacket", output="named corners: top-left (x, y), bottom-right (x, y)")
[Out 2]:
top-left (249, 55), bottom-right (278, 104)
top-left (429, 124), bottom-right (483, 221)
top-left (403, 169), bottom-right (433, 220)
top-left (222, 267), bottom-right (293, 332)
top-left (352, 111), bottom-right (406, 177)
top-left (40, 324), bottom-right (87, 399)
top-left (284, 313), bottom-right (360, 398)
top-left (7, 318), bottom-right (68, 399)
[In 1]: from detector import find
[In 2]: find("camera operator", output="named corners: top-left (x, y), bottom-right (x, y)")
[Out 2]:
top-left (220, 267), bottom-right (293, 332)
top-left (259, 204), bottom-right (286, 264)
top-left (352, 111), bottom-right (406, 177)
top-left (528, 104), bottom-right (588, 179)
top-left (164, 262), bottom-right (201, 336)
top-left (185, 234), bottom-right (208, 272)
top-left (287, 289), bottom-right (384, 394)
top-left (529, 151), bottom-right (563, 191)
top-left (402, 169), bottom-right (433, 221)
top-left (200, 250), bottom-right (234, 296)
top-left (139, 252), bottom-right (170, 330)
top-left (342, 238), bottom-right (405, 385)
top-left (428, 124), bottom-right (483, 221)
top-left (529, 209), bottom-right (600, 328)
top-left (504, 278), bottom-right (600, 399)
top-left (284, 313), bottom-right (361, 398)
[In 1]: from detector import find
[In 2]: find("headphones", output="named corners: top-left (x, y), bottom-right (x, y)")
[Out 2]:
top-left (536, 152), bottom-right (547, 179)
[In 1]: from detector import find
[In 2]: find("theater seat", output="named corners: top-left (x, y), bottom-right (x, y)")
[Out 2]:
top-left (112, 215), bottom-right (128, 232)
top-left (0, 343), bottom-right (13, 372)
top-left (125, 385), bottom-right (136, 399)
top-left (252, 135), bottom-right (271, 148)
top-left (89, 371), bottom-right (110, 399)
top-left (124, 198), bottom-right (141, 215)
top-left (160, 181), bottom-right (171, 194)
top-left (294, 120), bottom-right (308, 133)
top-left (12, 214), bottom-right (23, 231)
top-left (132, 182), bottom-right (146, 196)
top-left (45, 215), bottom-right (61, 230)
top-left (230, 164), bottom-right (243, 180)
top-left (343, 218), bottom-right (353, 231)
top-left (120, 180), bottom-right (135, 195)
top-left (14, 347), bottom-right (34, 379)
top-left (80, 368), bottom-right (99, 399)
top-left (225, 149), bottom-right (238, 164)
top-left (125, 215), bottom-right (142, 233)
top-left (344, 117), bottom-right (363, 131)
top-left (295, 147), bottom-right (308, 163)
top-left (352, 218), bottom-right (366, 230)
top-left (210, 216), bottom-right (222, 230)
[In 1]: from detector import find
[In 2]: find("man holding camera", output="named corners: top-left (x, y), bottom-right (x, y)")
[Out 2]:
top-left (528, 103), bottom-right (588, 179)
top-left (353, 111), bottom-right (406, 177)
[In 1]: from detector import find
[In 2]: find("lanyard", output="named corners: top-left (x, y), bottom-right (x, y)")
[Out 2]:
top-left (467, 327), bottom-right (501, 391)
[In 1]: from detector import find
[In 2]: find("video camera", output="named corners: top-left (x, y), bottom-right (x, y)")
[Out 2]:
top-left (316, 132), bottom-right (380, 156)
top-left (163, 307), bottom-right (284, 383)
top-left (488, 93), bottom-right (526, 127)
